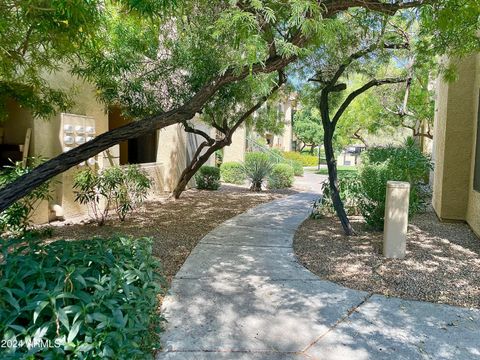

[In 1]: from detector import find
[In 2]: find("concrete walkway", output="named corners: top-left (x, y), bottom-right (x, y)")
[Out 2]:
top-left (157, 175), bottom-right (480, 359)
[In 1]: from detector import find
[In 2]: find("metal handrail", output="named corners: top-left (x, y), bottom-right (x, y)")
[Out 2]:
top-left (245, 136), bottom-right (295, 166)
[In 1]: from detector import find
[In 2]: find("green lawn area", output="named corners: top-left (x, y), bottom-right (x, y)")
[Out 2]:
top-left (316, 166), bottom-right (358, 175)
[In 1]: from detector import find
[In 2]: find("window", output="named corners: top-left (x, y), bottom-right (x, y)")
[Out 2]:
top-left (108, 108), bottom-right (157, 165)
top-left (127, 132), bottom-right (157, 164)
top-left (474, 93), bottom-right (480, 191)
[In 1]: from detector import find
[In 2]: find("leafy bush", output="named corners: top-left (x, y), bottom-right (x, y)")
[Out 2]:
top-left (73, 165), bottom-right (151, 225)
top-left (268, 163), bottom-right (294, 189)
top-left (290, 160), bottom-right (304, 176)
top-left (220, 162), bottom-right (246, 184)
top-left (243, 152), bottom-right (273, 191)
top-left (0, 236), bottom-right (164, 359)
top-left (358, 140), bottom-right (432, 230)
top-left (106, 165), bottom-right (152, 221)
top-left (214, 149), bottom-right (223, 167)
top-left (313, 173), bottom-right (362, 218)
top-left (0, 158), bottom-right (52, 235)
top-left (282, 151), bottom-right (318, 166)
top-left (259, 150), bottom-right (303, 176)
top-left (312, 140), bottom-right (431, 228)
top-left (195, 166), bottom-right (220, 190)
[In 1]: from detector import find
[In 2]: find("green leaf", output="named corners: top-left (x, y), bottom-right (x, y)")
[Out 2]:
top-left (57, 307), bottom-right (70, 330)
top-left (3, 289), bottom-right (20, 311)
top-left (33, 301), bottom-right (49, 324)
top-left (68, 321), bottom-right (82, 343)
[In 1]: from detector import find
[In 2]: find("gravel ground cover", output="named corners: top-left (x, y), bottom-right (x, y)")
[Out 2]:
top-left (294, 211), bottom-right (480, 308)
top-left (51, 185), bottom-right (295, 282)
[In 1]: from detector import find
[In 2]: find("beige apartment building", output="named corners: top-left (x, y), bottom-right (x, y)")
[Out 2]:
top-left (432, 54), bottom-right (480, 237)
top-left (224, 92), bottom-right (298, 162)
top-left (0, 71), bottom-right (212, 223)
top-left (1, 69), bottom-right (297, 224)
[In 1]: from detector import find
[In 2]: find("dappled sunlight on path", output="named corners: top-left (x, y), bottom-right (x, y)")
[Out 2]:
top-left (157, 174), bottom-right (480, 360)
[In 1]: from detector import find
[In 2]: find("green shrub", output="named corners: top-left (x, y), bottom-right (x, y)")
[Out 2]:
top-left (0, 236), bottom-right (164, 359)
top-left (268, 163), bottom-right (294, 189)
top-left (243, 152), bottom-right (273, 191)
top-left (312, 140), bottom-right (431, 228)
top-left (214, 149), bottom-right (223, 167)
top-left (282, 151), bottom-right (317, 166)
top-left (195, 166), bottom-right (220, 190)
top-left (290, 160), bottom-right (304, 176)
top-left (220, 162), bottom-right (246, 184)
top-left (358, 140), bottom-right (432, 230)
top-left (313, 173), bottom-right (362, 219)
top-left (73, 165), bottom-right (151, 225)
top-left (104, 165), bottom-right (151, 221)
top-left (0, 158), bottom-right (52, 235)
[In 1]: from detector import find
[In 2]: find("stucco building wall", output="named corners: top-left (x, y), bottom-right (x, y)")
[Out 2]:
top-left (432, 54), bottom-right (480, 236)
top-left (223, 125), bottom-right (246, 163)
top-left (466, 55), bottom-right (480, 235)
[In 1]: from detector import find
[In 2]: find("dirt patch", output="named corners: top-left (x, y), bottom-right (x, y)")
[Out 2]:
top-left (294, 212), bottom-right (480, 308)
top-left (51, 185), bottom-right (294, 283)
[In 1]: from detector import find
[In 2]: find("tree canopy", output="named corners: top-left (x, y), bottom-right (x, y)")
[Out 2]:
top-left (0, 0), bottom-right (479, 212)
top-left (293, 106), bottom-right (323, 152)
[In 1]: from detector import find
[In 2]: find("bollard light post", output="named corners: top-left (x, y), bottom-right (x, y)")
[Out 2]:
top-left (383, 181), bottom-right (410, 259)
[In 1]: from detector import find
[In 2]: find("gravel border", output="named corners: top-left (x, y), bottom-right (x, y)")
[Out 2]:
top-left (294, 212), bottom-right (480, 308)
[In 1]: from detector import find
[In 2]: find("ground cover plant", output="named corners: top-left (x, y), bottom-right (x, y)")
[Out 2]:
top-left (0, 235), bottom-right (164, 359)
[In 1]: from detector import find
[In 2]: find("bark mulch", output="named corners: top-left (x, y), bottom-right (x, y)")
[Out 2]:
top-left (51, 185), bottom-right (295, 283)
top-left (294, 211), bottom-right (480, 308)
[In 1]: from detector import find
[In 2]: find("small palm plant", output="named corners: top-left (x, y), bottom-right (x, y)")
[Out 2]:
top-left (243, 152), bottom-right (273, 191)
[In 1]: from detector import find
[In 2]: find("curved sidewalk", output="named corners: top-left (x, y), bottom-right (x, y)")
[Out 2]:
top-left (157, 188), bottom-right (480, 359)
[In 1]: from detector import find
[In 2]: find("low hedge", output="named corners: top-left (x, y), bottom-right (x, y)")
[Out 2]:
top-left (282, 151), bottom-right (318, 167)
top-left (0, 236), bottom-right (164, 359)
top-left (290, 160), bottom-right (304, 176)
top-left (195, 166), bottom-right (221, 190)
top-left (268, 163), bottom-right (295, 189)
top-left (220, 162), bottom-right (246, 184)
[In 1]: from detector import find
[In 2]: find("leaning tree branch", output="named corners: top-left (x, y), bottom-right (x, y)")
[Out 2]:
top-left (324, 0), bottom-right (432, 16)
top-left (352, 128), bottom-right (369, 147)
top-left (332, 77), bottom-right (407, 128)
top-left (327, 41), bottom-right (409, 87)
top-left (182, 121), bottom-right (215, 145)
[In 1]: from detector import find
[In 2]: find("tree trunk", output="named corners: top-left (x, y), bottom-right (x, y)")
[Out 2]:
top-left (310, 144), bottom-right (315, 154)
top-left (323, 133), bottom-right (356, 236)
top-left (172, 141), bottom-right (225, 199)
top-left (353, 128), bottom-right (369, 148)
top-left (318, 86), bottom-right (355, 236)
